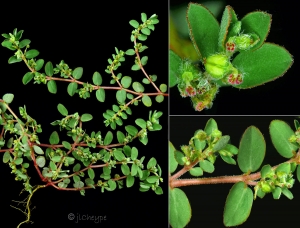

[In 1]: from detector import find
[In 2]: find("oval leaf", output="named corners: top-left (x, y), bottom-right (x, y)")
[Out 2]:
top-left (45, 61), bottom-right (53, 76)
top-left (57, 103), bottom-right (68, 116)
top-left (121, 76), bottom-right (132, 88)
top-left (47, 80), bottom-right (57, 94)
top-left (132, 82), bottom-right (144, 92)
top-left (104, 131), bottom-right (113, 145)
top-left (25, 49), bottom-right (39, 59)
top-left (67, 82), bottom-right (78, 96)
top-left (187, 3), bottom-right (219, 60)
top-left (169, 187), bottom-right (191, 228)
top-left (49, 131), bottom-right (59, 145)
top-left (169, 50), bottom-right (181, 87)
top-left (269, 120), bottom-right (298, 158)
top-left (92, 71), bottom-right (102, 85)
top-left (96, 88), bottom-right (105, 102)
top-left (223, 182), bottom-right (253, 226)
top-left (116, 89), bottom-right (126, 104)
top-left (81, 114), bottom-right (93, 122)
top-left (36, 156), bottom-right (46, 168)
top-left (142, 95), bottom-right (152, 107)
top-left (237, 126), bottom-right (265, 173)
top-left (233, 43), bottom-right (293, 89)
top-left (72, 67), bottom-right (83, 80)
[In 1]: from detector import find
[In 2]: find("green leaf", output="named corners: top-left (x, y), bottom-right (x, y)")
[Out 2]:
top-left (36, 156), bottom-right (46, 168)
top-left (96, 88), bottom-right (105, 102)
top-left (135, 119), bottom-right (146, 129)
top-left (62, 141), bottom-right (72, 150)
top-left (57, 103), bottom-right (68, 116)
top-left (155, 95), bottom-right (164, 103)
top-left (108, 179), bottom-right (116, 191)
top-left (116, 89), bottom-right (126, 104)
top-left (169, 188), bottom-right (191, 228)
top-left (88, 168), bottom-right (95, 179)
top-left (49, 131), bottom-right (59, 145)
top-left (240, 11), bottom-right (271, 51)
top-left (131, 147), bottom-right (138, 160)
top-left (223, 144), bottom-right (238, 155)
top-left (35, 59), bottom-right (44, 71)
top-left (141, 12), bottom-right (147, 22)
top-left (8, 56), bottom-right (22, 64)
top-left (141, 28), bottom-right (150, 35)
top-left (169, 50), bottom-right (181, 88)
top-left (187, 3), bottom-right (219, 60)
top-left (282, 187), bottom-right (293, 200)
top-left (272, 187), bottom-right (281, 199)
top-left (67, 82), bottom-right (78, 96)
top-left (169, 142), bottom-right (178, 173)
top-left (121, 76), bottom-right (132, 88)
top-left (237, 126), bottom-right (265, 173)
top-left (147, 157), bottom-right (157, 169)
top-left (155, 186), bottom-right (163, 195)
top-left (22, 72), bottom-right (34, 85)
top-left (33, 145), bottom-right (44, 155)
top-left (213, 135), bottom-right (230, 152)
top-left (19, 39), bottom-right (31, 48)
top-left (159, 84), bottom-right (167, 93)
top-left (92, 71), bottom-right (102, 85)
top-left (126, 175), bottom-right (135, 187)
top-left (72, 67), bottom-right (83, 80)
top-left (126, 49), bottom-right (135, 55)
top-left (121, 164), bottom-right (130, 175)
top-left (261, 165), bottom-right (272, 179)
top-left (73, 163), bottom-right (81, 172)
top-left (233, 43), bottom-right (293, 89)
top-left (218, 6), bottom-right (233, 51)
top-left (199, 160), bottom-right (214, 173)
top-left (269, 120), bottom-right (298, 158)
top-left (129, 20), bottom-right (139, 28)
top-left (3, 94), bottom-right (14, 104)
top-left (146, 176), bottom-right (159, 183)
top-left (45, 61), bottom-right (53, 76)
top-left (104, 131), bottom-right (113, 145)
top-left (296, 165), bottom-right (300, 183)
top-left (1, 40), bottom-right (14, 50)
top-left (142, 95), bottom-right (152, 107)
top-left (220, 155), bottom-right (236, 165)
top-left (131, 64), bottom-right (140, 71)
top-left (81, 114), bottom-right (93, 122)
top-left (114, 150), bottom-right (125, 161)
top-left (189, 167), bottom-right (203, 176)
top-left (47, 80), bottom-right (57, 94)
top-left (51, 155), bottom-right (61, 162)
top-left (204, 118), bottom-right (218, 135)
top-left (50, 161), bottom-right (57, 171)
top-left (125, 125), bottom-right (138, 136)
top-left (3, 151), bottom-right (11, 163)
top-left (131, 163), bottom-right (138, 176)
top-left (141, 56), bottom-right (148, 65)
top-left (25, 49), bottom-right (39, 59)
top-left (117, 131), bottom-right (125, 144)
top-left (132, 82), bottom-right (144, 92)
top-left (223, 182), bottom-right (253, 226)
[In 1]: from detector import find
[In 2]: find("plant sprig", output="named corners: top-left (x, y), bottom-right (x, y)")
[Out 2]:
top-left (0, 12), bottom-right (166, 228)
top-left (169, 118), bottom-right (300, 227)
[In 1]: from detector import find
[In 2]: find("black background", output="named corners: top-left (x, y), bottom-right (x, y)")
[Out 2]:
top-left (170, 0), bottom-right (299, 115)
top-left (0, 1), bottom-right (168, 227)
top-left (170, 116), bottom-right (300, 227)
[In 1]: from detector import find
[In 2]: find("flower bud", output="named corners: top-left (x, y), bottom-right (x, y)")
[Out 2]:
top-left (204, 54), bottom-right (230, 79)
top-left (261, 182), bottom-right (272, 193)
top-left (211, 129), bottom-right (222, 138)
